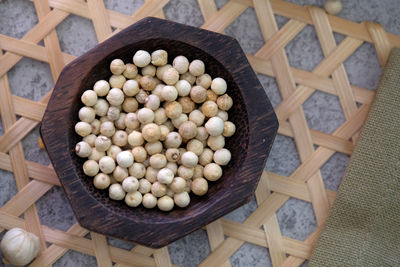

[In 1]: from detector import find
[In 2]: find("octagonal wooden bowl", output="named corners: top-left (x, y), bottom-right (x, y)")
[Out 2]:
top-left (40, 17), bottom-right (278, 248)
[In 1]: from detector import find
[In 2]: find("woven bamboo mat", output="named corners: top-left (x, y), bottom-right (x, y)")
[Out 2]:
top-left (0, 0), bottom-right (398, 266)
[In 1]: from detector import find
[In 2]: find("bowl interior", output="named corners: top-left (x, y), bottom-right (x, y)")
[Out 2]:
top-left (69, 38), bottom-right (249, 223)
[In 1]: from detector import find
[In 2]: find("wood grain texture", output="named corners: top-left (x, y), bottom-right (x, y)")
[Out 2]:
top-left (40, 17), bottom-right (278, 248)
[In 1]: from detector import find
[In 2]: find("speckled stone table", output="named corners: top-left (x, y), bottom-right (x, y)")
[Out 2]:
top-left (0, 0), bottom-right (399, 266)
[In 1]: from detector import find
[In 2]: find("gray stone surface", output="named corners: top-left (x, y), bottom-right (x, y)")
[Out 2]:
top-left (0, 0), bottom-right (398, 266)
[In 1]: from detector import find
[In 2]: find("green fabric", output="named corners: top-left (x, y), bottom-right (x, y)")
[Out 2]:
top-left (309, 48), bottom-right (400, 266)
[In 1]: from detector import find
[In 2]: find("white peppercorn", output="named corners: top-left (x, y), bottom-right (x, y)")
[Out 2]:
top-left (83, 160), bottom-right (99, 176)
top-left (196, 73), bottom-right (212, 89)
top-left (152, 84), bottom-right (165, 101)
top-left (165, 101), bottom-right (182, 119)
top-left (177, 165), bottom-right (194, 179)
top-left (125, 112), bottom-right (140, 129)
top-left (163, 67), bottom-right (179, 85)
top-left (204, 163), bottom-right (222, 181)
top-left (173, 55), bottom-right (189, 74)
top-left (150, 153), bottom-right (167, 169)
top-left (116, 151), bottom-right (134, 168)
top-left (145, 141), bottom-right (163, 155)
top-left (107, 106), bottom-right (120, 121)
top-left (113, 166), bottom-right (129, 182)
top-left (189, 59), bottom-right (205, 76)
top-left (205, 116), bottom-right (224, 136)
top-left (140, 75), bottom-right (156, 91)
top-left (199, 148), bottom-right (214, 166)
top-left (213, 148), bottom-right (231, 166)
top-left (166, 162), bottom-right (178, 174)
top-left (123, 63), bottom-right (138, 79)
top-left (145, 94), bottom-right (160, 110)
top-left (75, 141), bottom-right (92, 158)
top-left (206, 90), bottom-right (218, 102)
top-left (95, 135), bottom-right (111, 152)
top-left (180, 72), bottom-right (196, 85)
top-left (142, 64), bottom-right (156, 77)
top-left (126, 131), bottom-right (143, 148)
top-left (125, 191), bottom-right (142, 207)
top-left (189, 110), bottom-right (205, 126)
top-left (216, 94), bottom-right (233, 111)
top-left (112, 130), bottom-right (128, 147)
top-left (106, 88), bottom-right (124, 106)
top-left (181, 151), bottom-right (198, 168)
top-left (100, 121), bottom-right (115, 137)
top-left (142, 193), bottom-right (157, 208)
top-left (207, 135), bottom-right (225, 151)
top-left (109, 183), bottom-right (125, 200)
top-left (157, 168), bottom-right (174, 185)
top-left (165, 148), bottom-right (180, 162)
top-left (195, 126), bottom-right (209, 141)
top-left (138, 179), bottom-right (151, 194)
top-left (161, 85), bottom-right (178, 102)
top-left (193, 165), bottom-right (204, 179)
top-left (94, 99), bottom-right (109, 116)
top-left (187, 139), bottom-right (204, 156)
top-left (174, 192), bottom-right (190, 208)
top-left (137, 108), bottom-right (155, 124)
top-left (170, 177), bottom-right (186, 193)
top-left (99, 156), bottom-right (116, 174)
top-left (159, 125), bottom-right (170, 141)
top-left (154, 108), bottom-right (168, 125)
top-left (122, 98), bottom-right (138, 113)
top-left (179, 121), bottom-right (197, 140)
top-left (122, 177), bottom-right (139, 193)
top-left (145, 166), bottom-right (158, 183)
top-left (223, 121), bottom-right (236, 137)
top-left (123, 80), bottom-right (139, 96)
top-left (93, 173), bottom-right (111, 189)
top-left (109, 75), bottom-right (126, 89)
top-left (211, 77), bottom-right (227, 95)
top-left (83, 134), bottom-right (97, 147)
top-left (142, 123), bottom-right (161, 142)
top-left (201, 101), bottom-right (218, 118)
top-left (107, 145), bottom-right (122, 161)
top-left (133, 50), bottom-right (151, 67)
top-left (190, 85), bottom-right (207, 103)
top-left (88, 148), bottom-right (105, 161)
top-left (129, 163), bottom-right (146, 178)
top-left (178, 97), bottom-right (195, 114)
top-left (114, 113), bottom-right (126, 130)
top-left (151, 181), bottom-right (167, 197)
top-left (172, 114), bottom-right (188, 128)
top-left (90, 120), bottom-right (101, 135)
top-left (93, 80), bottom-right (110, 96)
top-left (157, 195), bottom-right (174, 211)
top-left (110, 59), bottom-right (126, 75)
top-left (136, 89), bottom-right (149, 104)
top-left (151, 49), bottom-right (168, 66)
top-left (217, 110), bottom-right (228, 121)
top-left (191, 178), bottom-right (208, 196)
top-left (75, 121), bottom-right (91, 137)
top-left (81, 90), bottom-right (98, 106)
top-left (175, 80), bottom-right (191, 96)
